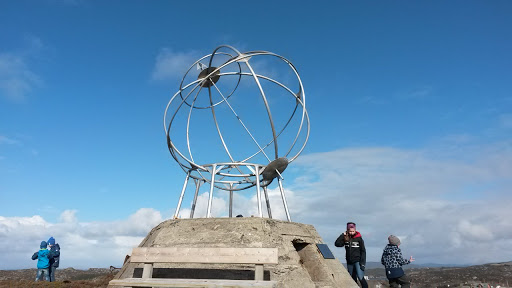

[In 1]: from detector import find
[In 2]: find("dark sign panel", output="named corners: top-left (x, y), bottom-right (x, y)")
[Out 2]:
top-left (316, 244), bottom-right (335, 259)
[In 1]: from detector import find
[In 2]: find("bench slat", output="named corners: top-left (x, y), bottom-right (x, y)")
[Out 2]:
top-left (109, 277), bottom-right (277, 287)
top-left (131, 247), bottom-right (278, 264)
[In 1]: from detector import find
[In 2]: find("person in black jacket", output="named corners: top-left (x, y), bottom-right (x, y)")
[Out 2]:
top-left (381, 235), bottom-right (415, 288)
top-left (335, 222), bottom-right (368, 288)
top-left (47, 237), bottom-right (60, 282)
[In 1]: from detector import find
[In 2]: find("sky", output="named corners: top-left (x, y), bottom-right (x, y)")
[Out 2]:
top-left (1, 0), bottom-right (511, 269)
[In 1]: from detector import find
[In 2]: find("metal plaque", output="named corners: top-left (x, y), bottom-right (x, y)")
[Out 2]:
top-left (316, 244), bottom-right (335, 259)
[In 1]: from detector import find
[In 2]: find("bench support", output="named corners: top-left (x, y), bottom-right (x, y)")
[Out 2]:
top-left (142, 263), bottom-right (153, 279)
top-left (109, 247), bottom-right (278, 287)
top-left (255, 264), bottom-right (264, 281)
top-left (109, 278), bottom-right (276, 287)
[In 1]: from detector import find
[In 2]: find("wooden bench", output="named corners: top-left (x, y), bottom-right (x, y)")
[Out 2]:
top-left (109, 247), bottom-right (278, 288)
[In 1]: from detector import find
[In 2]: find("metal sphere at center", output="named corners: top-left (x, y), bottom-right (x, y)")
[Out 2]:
top-left (164, 45), bottom-right (310, 220)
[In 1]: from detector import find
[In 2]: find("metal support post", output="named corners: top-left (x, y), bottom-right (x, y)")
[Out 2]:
top-left (255, 165), bottom-right (262, 217)
top-left (263, 186), bottom-right (272, 218)
top-left (173, 172), bottom-right (190, 219)
top-left (190, 179), bottom-right (202, 218)
top-left (229, 183), bottom-right (233, 218)
top-left (207, 164), bottom-right (217, 218)
top-left (277, 178), bottom-right (291, 221)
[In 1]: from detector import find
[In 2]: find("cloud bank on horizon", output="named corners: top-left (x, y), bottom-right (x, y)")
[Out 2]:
top-left (1, 139), bottom-right (511, 269)
top-left (0, 209), bottom-right (162, 270)
top-left (290, 141), bottom-right (512, 266)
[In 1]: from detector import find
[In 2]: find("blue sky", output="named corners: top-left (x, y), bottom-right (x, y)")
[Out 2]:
top-left (1, 0), bottom-right (511, 269)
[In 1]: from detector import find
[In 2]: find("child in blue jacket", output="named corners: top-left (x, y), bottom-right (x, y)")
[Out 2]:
top-left (31, 241), bottom-right (52, 281)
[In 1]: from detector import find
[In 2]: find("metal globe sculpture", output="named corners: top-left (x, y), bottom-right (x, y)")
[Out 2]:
top-left (164, 45), bottom-right (310, 221)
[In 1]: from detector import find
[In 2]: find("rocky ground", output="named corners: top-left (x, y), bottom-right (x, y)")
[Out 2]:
top-left (364, 261), bottom-right (512, 287)
top-left (1, 261), bottom-right (511, 288)
top-left (0, 268), bottom-right (115, 288)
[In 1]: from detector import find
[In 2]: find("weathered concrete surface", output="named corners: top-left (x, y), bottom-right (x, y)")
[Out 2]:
top-left (111, 218), bottom-right (357, 288)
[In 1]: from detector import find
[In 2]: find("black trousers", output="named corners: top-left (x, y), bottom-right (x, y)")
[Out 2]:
top-left (49, 266), bottom-right (57, 282)
top-left (388, 274), bottom-right (411, 288)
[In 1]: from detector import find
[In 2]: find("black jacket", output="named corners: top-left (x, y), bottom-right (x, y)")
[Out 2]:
top-left (49, 244), bottom-right (60, 268)
top-left (335, 231), bottom-right (366, 266)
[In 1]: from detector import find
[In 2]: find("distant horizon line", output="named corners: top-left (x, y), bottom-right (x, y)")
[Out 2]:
top-left (3, 260), bottom-right (511, 271)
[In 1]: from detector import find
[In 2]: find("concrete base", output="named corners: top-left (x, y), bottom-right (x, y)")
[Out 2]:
top-left (111, 218), bottom-right (357, 288)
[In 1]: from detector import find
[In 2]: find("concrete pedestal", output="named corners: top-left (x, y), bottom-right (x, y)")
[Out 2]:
top-left (111, 218), bottom-right (357, 288)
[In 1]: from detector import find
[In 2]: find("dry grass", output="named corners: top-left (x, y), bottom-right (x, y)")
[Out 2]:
top-left (0, 274), bottom-right (114, 288)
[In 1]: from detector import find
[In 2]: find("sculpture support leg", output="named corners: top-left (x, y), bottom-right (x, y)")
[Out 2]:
top-left (277, 178), bottom-right (291, 221)
top-left (255, 165), bottom-right (263, 217)
top-left (207, 165), bottom-right (217, 218)
top-left (263, 186), bottom-right (272, 218)
top-left (190, 180), bottom-right (202, 219)
top-left (174, 172), bottom-right (190, 219)
top-left (229, 183), bottom-right (233, 218)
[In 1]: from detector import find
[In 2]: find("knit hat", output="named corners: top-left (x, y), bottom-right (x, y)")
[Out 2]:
top-left (48, 237), bottom-right (55, 246)
top-left (388, 235), bottom-right (401, 246)
top-left (40, 241), bottom-right (47, 249)
top-left (347, 222), bottom-right (356, 229)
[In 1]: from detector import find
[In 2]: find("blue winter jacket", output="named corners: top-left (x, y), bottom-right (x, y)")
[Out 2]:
top-left (32, 248), bottom-right (51, 269)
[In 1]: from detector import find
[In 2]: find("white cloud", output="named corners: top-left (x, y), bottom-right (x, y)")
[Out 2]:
top-left (0, 53), bottom-right (41, 101)
top-left (48, 0), bottom-right (83, 6)
top-left (0, 208), bottom-right (162, 269)
top-left (155, 140), bottom-right (512, 265)
top-left (3, 141), bottom-right (511, 268)
top-left (59, 210), bottom-right (78, 223)
top-left (499, 113), bottom-right (512, 129)
top-left (396, 85), bottom-right (433, 100)
top-left (23, 35), bottom-right (45, 54)
top-left (0, 35), bottom-right (45, 101)
top-left (0, 135), bottom-right (20, 145)
top-left (177, 186), bottom-right (296, 221)
top-left (178, 191), bottom-right (228, 219)
top-left (290, 142), bottom-right (512, 265)
top-left (151, 48), bottom-right (200, 81)
top-left (456, 220), bottom-right (493, 241)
